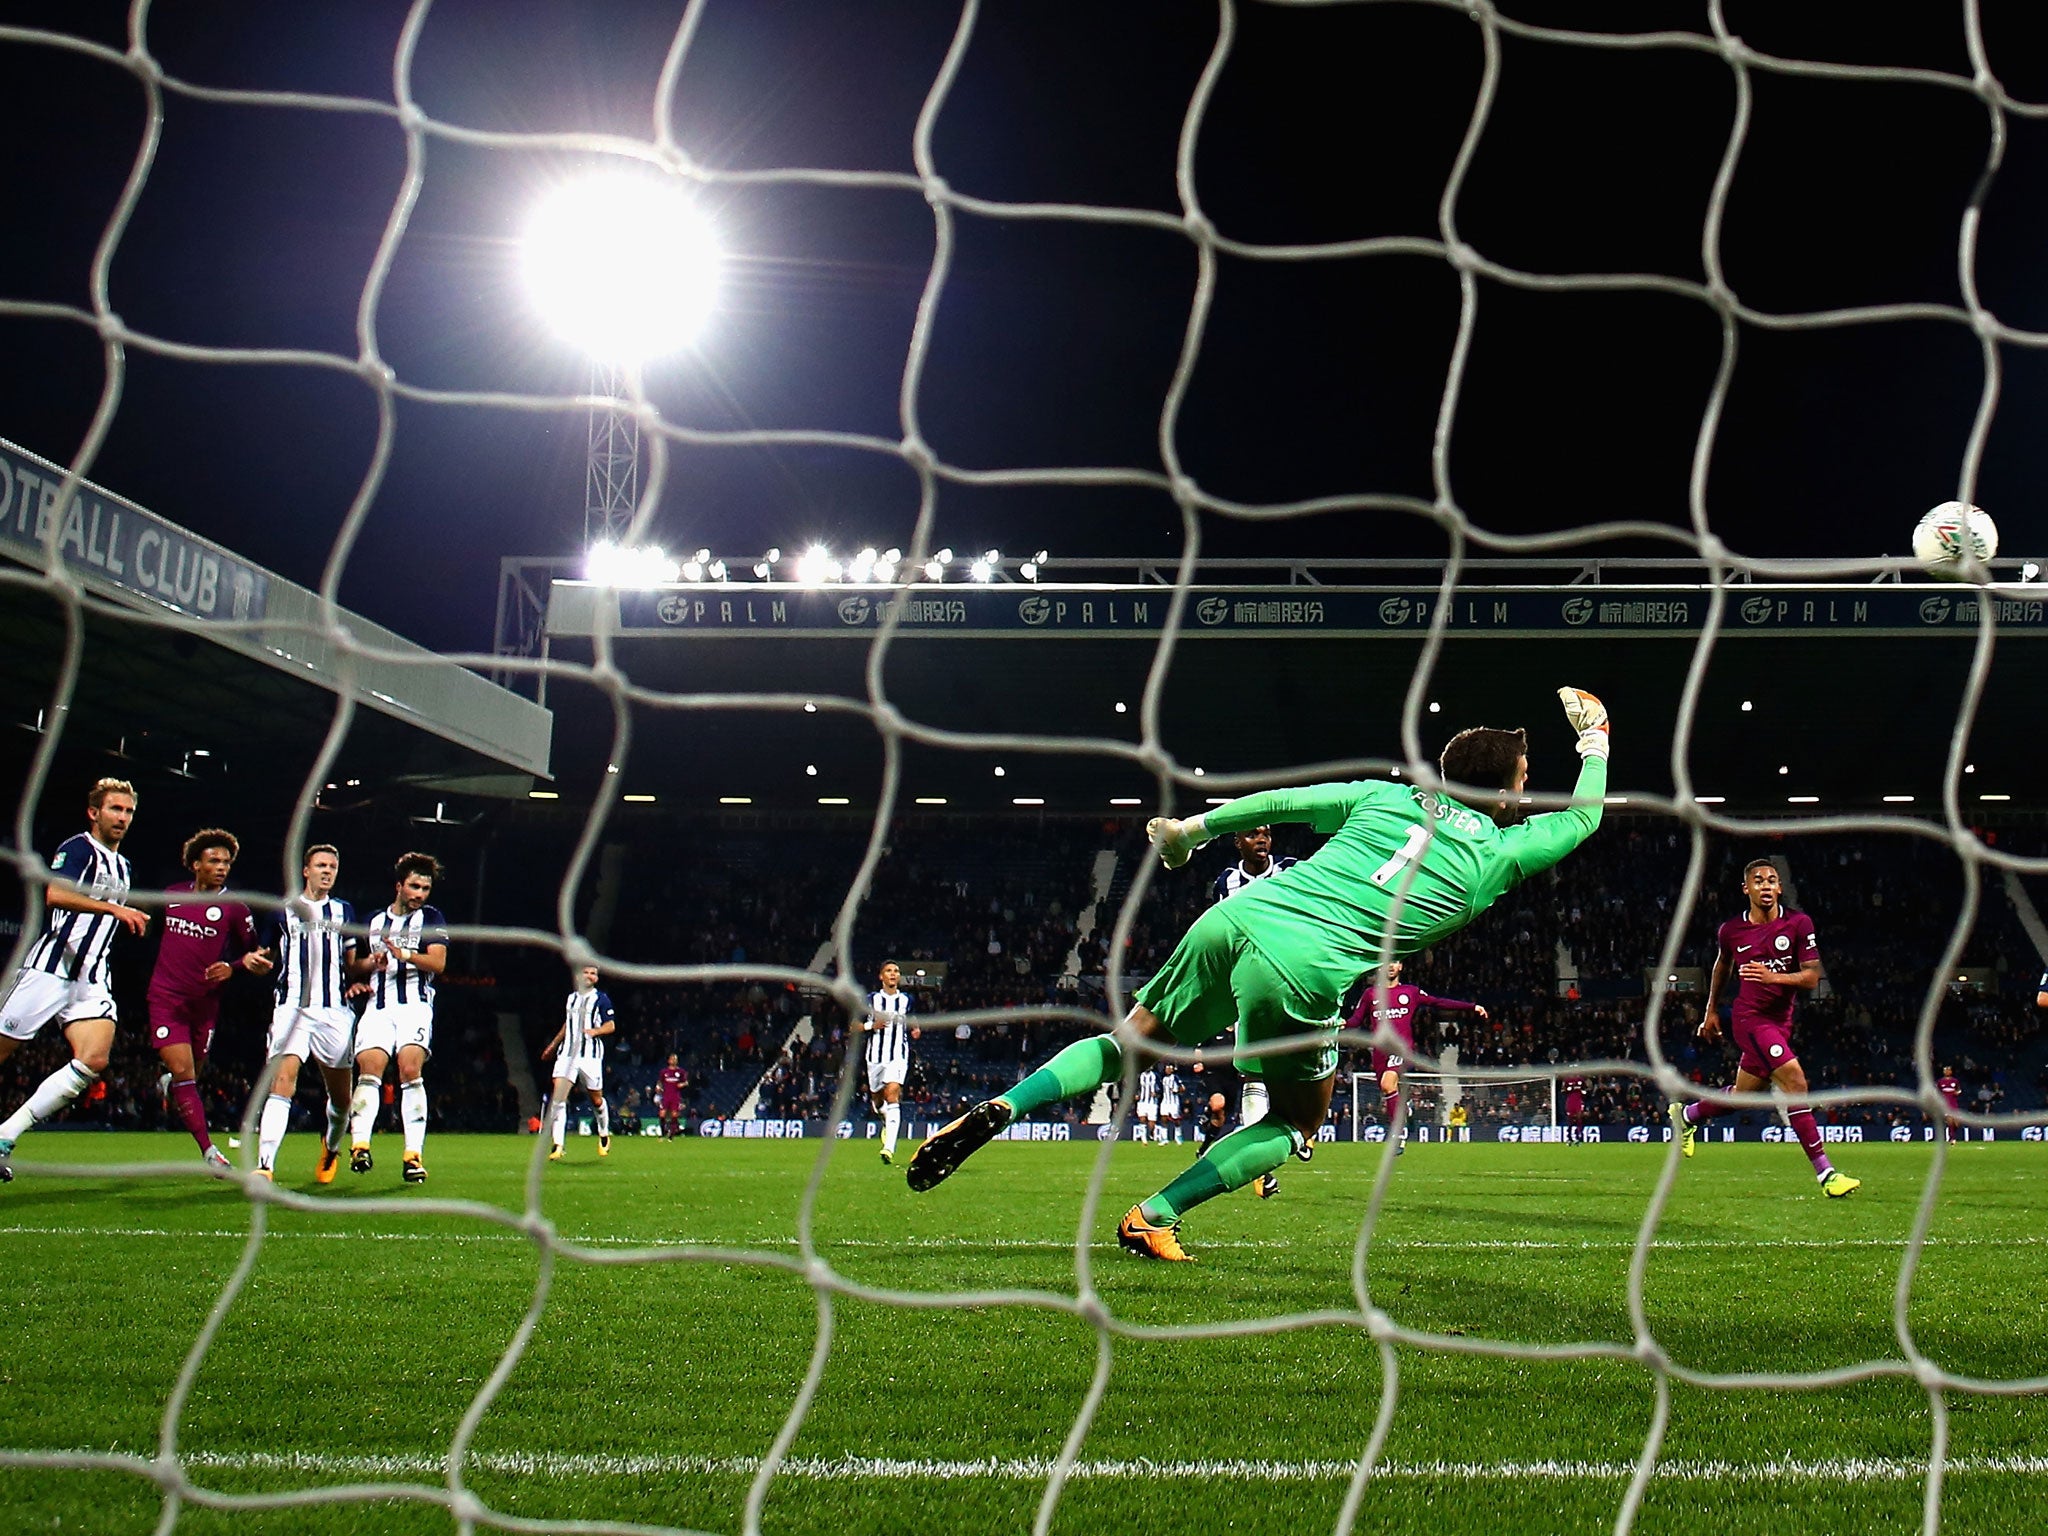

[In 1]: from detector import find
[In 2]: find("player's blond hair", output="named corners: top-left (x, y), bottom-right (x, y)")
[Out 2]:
top-left (88, 777), bottom-right (136, 810)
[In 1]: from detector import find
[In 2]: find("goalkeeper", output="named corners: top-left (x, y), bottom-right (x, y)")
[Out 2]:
top-left (907, 687), bottom-right (1612, 1260)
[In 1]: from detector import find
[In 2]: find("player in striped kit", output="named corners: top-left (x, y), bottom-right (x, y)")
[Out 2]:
top-left (349, 852), bottom-right (448, 1183)
top-left (1214, 825), bottom-right (1297, 1194)
top-left (256, 844), bottom-right (369, 1182)
top-left (0, 779), bottom-right (151, 1181)
top-left (541, 965), bottom-right (616, 1160)
top-left (1135, 1066), bottom-right (1160, 1141)
top-left (862, 961), bottom-right (914, 1163)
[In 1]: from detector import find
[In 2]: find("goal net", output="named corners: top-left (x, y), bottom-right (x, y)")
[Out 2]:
top-left (2, 4), bottom-right (2045, 1535)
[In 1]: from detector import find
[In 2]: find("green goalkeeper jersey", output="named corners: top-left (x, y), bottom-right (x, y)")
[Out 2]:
top-left (1200, 755), bottom-right (1607, 1009)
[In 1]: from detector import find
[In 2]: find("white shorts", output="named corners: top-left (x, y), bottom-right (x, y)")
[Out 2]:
top-left (1137, 1101), bottom-right (1158, 1121)
top-left (866, 1057), bottom-right (907, 1094)
top-left (355, 1001), bottom-right (433, 1061)
top-left (553, 1057), bottom-right (603, 1093)
top-left (1160, 1095), bottom-right (1182, 1119)
top-left (267, 1003), bottom-right (356, 1070)
top-left (0, 969), bottom-right (116, 1040)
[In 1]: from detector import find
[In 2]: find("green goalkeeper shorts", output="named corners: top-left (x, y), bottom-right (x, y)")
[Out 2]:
top-left (1133, 902), bottom-right (1341, 1084)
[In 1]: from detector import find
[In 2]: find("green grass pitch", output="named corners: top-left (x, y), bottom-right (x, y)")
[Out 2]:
top-left (0, 1133), bottom-right (2043, 1534)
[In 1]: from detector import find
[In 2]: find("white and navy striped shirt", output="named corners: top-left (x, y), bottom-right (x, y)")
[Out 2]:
top-left (25, 832), bottom-right (130, 985)
top-left (1213, 855), bottom-right (1298, 903)
top-left (1137, 1068), bottom-right (1159, 1109)
top-left (365, 904), bottom-right (449, 1009)
top-left (1159, 1068), bottom-right (1181, 1111)
top-left (267, 896), bottom-right (357, 1010)
top-left (558, 987), bottom-right (614, 1070)
top-left (863, 987), bottom-right (912, 1068)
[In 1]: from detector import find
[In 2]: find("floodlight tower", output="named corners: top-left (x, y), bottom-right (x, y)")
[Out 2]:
top-left (585, 363), bottom-right (639, 549)
top-left (521, 170), bottom-right (721, 558)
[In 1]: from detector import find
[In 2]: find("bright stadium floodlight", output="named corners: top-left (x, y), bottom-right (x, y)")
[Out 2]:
top-left (586, 539), bottom-right (679, 587)
top-left (794, 545), bottom-right (836, 585)
top-left (521, 171), bottom-right (721, 364)
top-left (969, 557), bottom-right (994, 583)
top-left (848, 547), bottom-right (878, 582)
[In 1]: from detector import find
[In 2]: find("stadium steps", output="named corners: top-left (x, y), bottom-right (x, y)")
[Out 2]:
top-left (498, 1010), bottom-right (541, 1120)
top-left (731, 1016), bottom-right (815, 1119)
top-left (586, 841), bottom-right (629, 952)
top-left (2002, 868), bottom-right (2048, 967)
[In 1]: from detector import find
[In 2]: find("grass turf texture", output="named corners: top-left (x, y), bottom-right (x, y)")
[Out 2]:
top-left (0, 1135), bottom-right (2042, 1534)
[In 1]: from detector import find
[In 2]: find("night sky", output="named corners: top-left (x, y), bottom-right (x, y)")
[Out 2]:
top-left (0, 0), bottom-right (2044, 663)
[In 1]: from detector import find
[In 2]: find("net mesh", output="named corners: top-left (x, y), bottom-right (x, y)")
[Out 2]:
top-left (1, 2), bottom-right (2045, 1533)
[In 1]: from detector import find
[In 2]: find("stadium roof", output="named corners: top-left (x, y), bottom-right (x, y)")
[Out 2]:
top-left (0, 439), bottom-right (552, 812)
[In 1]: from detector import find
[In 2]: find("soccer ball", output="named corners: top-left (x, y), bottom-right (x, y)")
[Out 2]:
top-left (1912, 502), bottom-right (1998, 578)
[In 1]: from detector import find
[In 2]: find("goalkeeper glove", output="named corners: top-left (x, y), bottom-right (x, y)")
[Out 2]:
top-left (1146, 814), bottom-right (1213, 870)
top-left (1557, 686), bottom-right (1610, 761)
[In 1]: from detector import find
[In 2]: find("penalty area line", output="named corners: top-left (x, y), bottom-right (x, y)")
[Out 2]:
top-left (59, 1449), bottom-right (2048, 1484)
top-left (4, 1225), bottom-right (2047, 1255)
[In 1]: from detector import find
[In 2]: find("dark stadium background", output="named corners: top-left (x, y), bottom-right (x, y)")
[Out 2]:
top-left (0, 2), bottom-right (2043, 1139)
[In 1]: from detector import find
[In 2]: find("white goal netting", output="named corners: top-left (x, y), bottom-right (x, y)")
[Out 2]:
top-left (3, 3), bottom-right (2047, 1535)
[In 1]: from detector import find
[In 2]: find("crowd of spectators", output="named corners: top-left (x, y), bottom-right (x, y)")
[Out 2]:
top-left (8, 805), bottom-right (2045, 1141)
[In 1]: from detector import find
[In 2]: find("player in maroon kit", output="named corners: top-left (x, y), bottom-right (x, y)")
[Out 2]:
top-left (147, 829), bottom-right (272, 1169)
top-left (657, 1055), bottom-right (686, 1139)
top-left (1670, 858), bottom-right (1859, 1197)
top-left (1937, 1066), bottom-right (1963, 1144)
top-left (1347, 960), bottom-right (1487, 1153)
top-left (1562, 1077), bottom-right (1587, 1143)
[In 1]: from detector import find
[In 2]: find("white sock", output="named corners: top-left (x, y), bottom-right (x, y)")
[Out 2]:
top-left (595, 1099), bottom-right (610, 1139)
top-left (401, 1080), bottom-right (426, 1157)
top-left (881, 1100), bottom-right (900, 1156)
top-left (350, 1076), bottom-right (382, 1146)
top-left (258, 1094), bottom-right (291, 1170)
top-left (551, 1095), bottom-right (569, 1150)
top-left (1, 1060), bottom-right (98, 1143)
top-left (1241, 1079), bottom-right (1269, 1127)
top-left (324, 1097), bottom-right (346, 1153)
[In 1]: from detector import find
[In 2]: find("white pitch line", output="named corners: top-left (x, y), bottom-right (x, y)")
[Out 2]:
top-left (4, 1225), bottom-right (2047, 1255)
top-left (50, 1448), bottom-right (2048, 1484)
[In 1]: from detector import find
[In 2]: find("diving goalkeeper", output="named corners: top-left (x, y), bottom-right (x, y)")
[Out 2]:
top-left (907, 687), bottom-right (1612, 1260)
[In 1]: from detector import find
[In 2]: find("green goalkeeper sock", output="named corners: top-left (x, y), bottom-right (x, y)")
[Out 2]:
top-left (997, 1035), bottom-right (1124, 1120)
top-left (1142, 1120), bottom-right (1295, 1223)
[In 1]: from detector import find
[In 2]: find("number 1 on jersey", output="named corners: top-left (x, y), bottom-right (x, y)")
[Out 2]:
top-left (1369, 824), bottom-right (1432, 887)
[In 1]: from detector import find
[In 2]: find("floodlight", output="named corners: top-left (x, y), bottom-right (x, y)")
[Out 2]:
top-left (521, 171), bottom-right (721, 363)
top-left (922, 558), bottom-right (944, 581)
top-left (969, 558), bottom-right (993, 582)
top-left (794, 546), bottom-right (834, 585)
top-left (752, 561), bottom-right (771, 578)
top-left (586, 539), bottom-right (679, 587)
